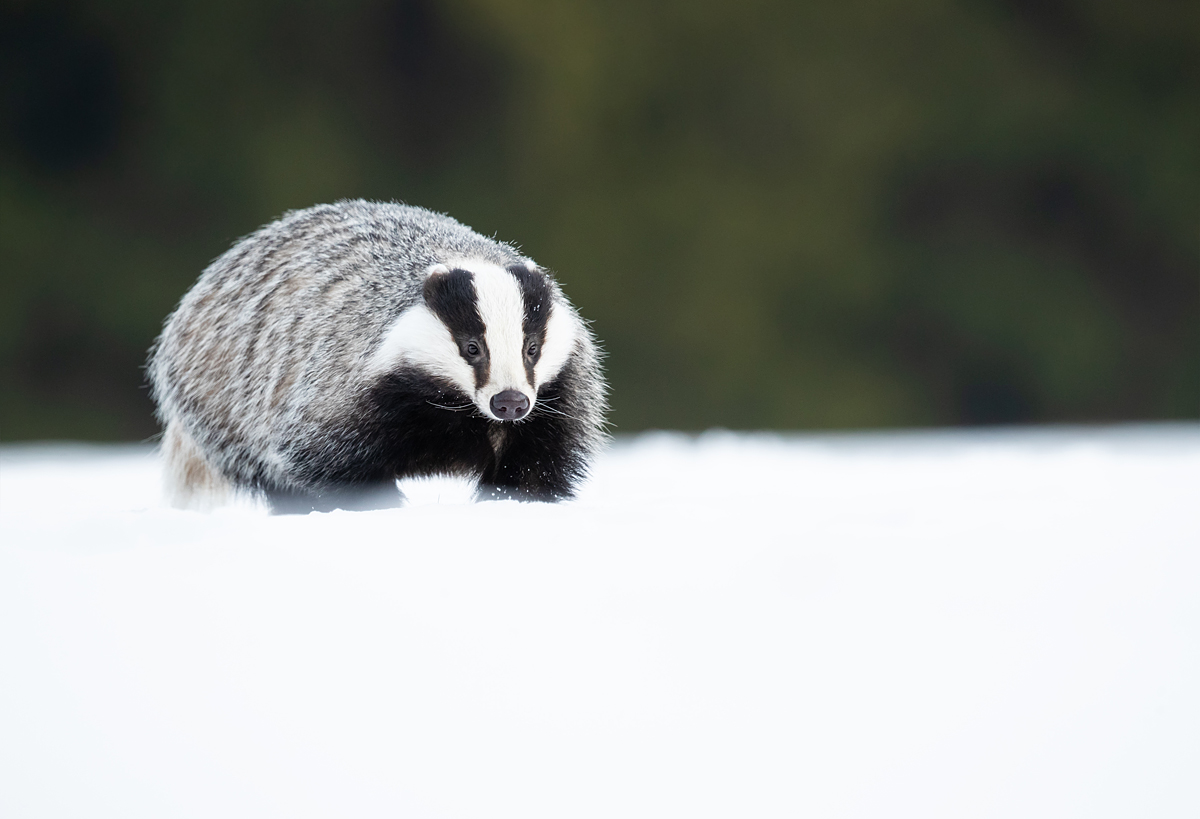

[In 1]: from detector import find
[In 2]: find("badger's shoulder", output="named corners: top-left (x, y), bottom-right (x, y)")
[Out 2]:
top-left (183, 200), bottom-right (523, 299)
top-left (268, 199), bottom-right (529, 279)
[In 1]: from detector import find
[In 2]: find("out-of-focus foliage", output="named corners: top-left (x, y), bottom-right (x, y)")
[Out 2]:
top-left (1, 0), bottom-right (1196, 440)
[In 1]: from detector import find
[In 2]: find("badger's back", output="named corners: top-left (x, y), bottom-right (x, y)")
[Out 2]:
top-left (149, 200), bottom-right (551, 500)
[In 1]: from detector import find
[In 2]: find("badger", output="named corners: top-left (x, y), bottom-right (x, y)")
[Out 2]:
top-left (147, 200), bottom-right (607, 513)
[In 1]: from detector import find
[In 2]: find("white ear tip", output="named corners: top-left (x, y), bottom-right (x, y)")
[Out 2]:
top-left (525, 261), bottom-right (538, 272)
top-left (428, 263), bottom-right (450, 276)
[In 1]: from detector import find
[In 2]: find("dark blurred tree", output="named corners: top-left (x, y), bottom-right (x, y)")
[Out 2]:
top-left (1, 0), bottom-right (1196, 440)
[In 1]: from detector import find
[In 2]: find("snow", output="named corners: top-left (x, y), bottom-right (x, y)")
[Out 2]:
top-left (2, 426), bottom-right (1198, 819)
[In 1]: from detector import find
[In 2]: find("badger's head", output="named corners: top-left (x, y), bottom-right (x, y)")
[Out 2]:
top-left (369, 260), bottom-right (580, 421)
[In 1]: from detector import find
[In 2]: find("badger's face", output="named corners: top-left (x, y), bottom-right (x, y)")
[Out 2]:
top-left (369, 260), bottom-right (580, 421)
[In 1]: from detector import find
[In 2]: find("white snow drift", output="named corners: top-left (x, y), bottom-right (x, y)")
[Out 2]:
top-left (2, 426), bottom-right (1198, 819)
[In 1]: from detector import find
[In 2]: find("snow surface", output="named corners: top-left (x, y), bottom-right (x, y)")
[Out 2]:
top-left (2, 426), bottom-right (1198, 819)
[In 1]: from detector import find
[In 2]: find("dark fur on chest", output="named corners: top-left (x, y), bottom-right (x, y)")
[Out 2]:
top-left (267, 364), bottom-right (590, 513)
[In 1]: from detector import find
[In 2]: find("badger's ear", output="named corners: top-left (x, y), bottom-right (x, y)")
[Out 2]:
top-left (423, 264), bottom-right (452, 304)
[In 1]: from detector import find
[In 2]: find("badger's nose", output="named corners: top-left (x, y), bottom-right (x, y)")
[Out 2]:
top-left (490, 390), bottom-right (530, 420)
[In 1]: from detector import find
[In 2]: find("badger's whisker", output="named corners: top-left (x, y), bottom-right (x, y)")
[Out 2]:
top-left (531, 402), bottom-right (583, 423)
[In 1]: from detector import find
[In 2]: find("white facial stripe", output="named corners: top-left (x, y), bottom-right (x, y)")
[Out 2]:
top-left (535, 303), bottom-right (581, 384)
top-left (468, 262), bottom-right (532, 397)
top-left (366, 302), bottom-right (476, 392)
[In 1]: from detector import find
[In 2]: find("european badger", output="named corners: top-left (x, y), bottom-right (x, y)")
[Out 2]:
top-left (147, 200), bottom-right (607, 513)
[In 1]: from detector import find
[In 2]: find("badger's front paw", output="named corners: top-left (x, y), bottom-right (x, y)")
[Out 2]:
top-left (473, 483), bottom-right (561, 503)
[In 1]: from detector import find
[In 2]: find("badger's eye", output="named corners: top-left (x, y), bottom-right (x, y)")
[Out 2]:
top-left (526, 342), bottom-right (538, 358)
top-left (466, 341), bottom-right (480, 357)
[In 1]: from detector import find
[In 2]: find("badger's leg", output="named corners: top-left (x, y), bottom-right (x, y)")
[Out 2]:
top-left (475, 423), bottom-right (584, 502)
top-left (475, 481), bottom-right (552, 502)
top-left (160, 422), bottom-right (235, 511)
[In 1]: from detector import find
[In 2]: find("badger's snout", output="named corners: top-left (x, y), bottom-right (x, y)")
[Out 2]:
top-left (490, 389), bottom-right (531, 421)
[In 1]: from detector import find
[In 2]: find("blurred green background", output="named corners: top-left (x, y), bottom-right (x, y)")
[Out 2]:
top-left (1, 0), bottom-right (1197, 441)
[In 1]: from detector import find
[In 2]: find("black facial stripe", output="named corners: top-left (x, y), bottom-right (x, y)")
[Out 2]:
top-left (508, 265), bottom-right (552, 385)
top-left (508, 265), bottom-right (552, 339)
top-left (424, 267), bottom-right (489, 389)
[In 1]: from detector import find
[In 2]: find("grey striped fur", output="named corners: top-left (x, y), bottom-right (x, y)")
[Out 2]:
top-left (147, 200), bottom-right (607, 510)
